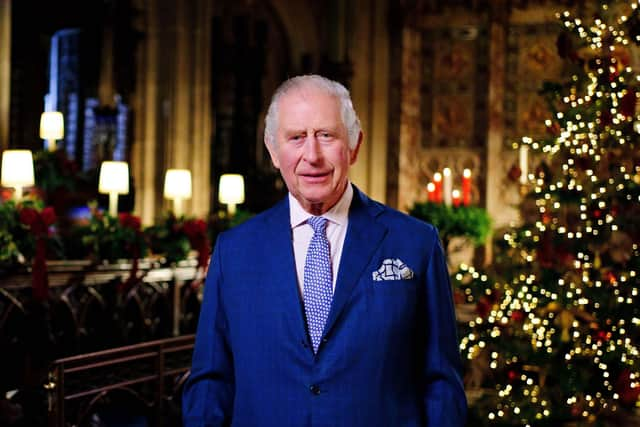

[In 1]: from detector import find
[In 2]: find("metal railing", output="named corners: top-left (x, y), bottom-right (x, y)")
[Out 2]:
top-left (47, 334), bottom-right (194, 427)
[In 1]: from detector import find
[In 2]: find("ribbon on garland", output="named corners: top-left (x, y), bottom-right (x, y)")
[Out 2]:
top-left (117, 213), bottom-right (144, 293)
top-left (19, 206), bottom-right (56, 301)
top-left (183, 218), bottom-right (211, 287)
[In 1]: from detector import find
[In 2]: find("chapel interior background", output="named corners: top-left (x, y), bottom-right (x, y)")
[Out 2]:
top-left (2, 0), bottom-right (630, 425)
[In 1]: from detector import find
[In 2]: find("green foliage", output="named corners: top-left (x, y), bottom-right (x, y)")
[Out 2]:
top-left (144, 214), bottom-right (197, 265)
top-left (0, 199), bottom-right (28, 268)
top-left (73, 205), bottom-right (148, 263)
top-left (33, 149), bottom-right (79, 193)
top-left (409, 202), bottom-right (491, 248)
top-left (0, 198), bottom-right (62, 269)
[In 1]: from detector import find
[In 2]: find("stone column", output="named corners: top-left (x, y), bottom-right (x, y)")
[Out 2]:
top-left (484, 2), bottom-right (508, 264)
top-left (132, 0), bottom-right (212, 224)
top-left (350, 0), bottom-right (390, 204)
top-left (188, 0), bottom-right (212, 218)
top-left (0, 0), bottom-right (10, 151)
top-left (397, 27), bottom-right (422, 212)
top-left (131, 0), bottom-right (161, 225)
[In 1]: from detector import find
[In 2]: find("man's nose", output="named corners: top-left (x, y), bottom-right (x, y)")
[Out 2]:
top-left (303, 135), bottom-right (322, 162)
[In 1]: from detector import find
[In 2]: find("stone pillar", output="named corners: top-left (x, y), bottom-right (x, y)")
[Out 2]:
top-left (131, 0), bottom-right (161, 225)
top-left (484, 2), bottom-right (508, 264)
top-left (188, 0), bottom-right (212, 218)
top-left (350, 0), bottom-right (389, 204)
top-left (397, 27), bottom-right (422, 212)
top-left (0, 0), bottom-right (10, 152)
top-left (131, 0), bottom-right (212, 224)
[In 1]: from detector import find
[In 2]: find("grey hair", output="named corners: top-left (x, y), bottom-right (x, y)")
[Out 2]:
top-left (264, 74), bottom-right (361, 149)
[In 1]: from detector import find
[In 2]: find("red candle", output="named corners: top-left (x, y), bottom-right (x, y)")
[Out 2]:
top-left (433, 172), bottom-right (442, 203)
top-left (462, 169), bottom-right (472, 206)
top-left (427, 182), bottom-right (436, 202)
top-left (452, 189), bottom-right (461, 207)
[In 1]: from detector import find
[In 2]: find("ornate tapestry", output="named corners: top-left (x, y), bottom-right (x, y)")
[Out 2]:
top-left (421, 25), bottom-right (489, 148)
top-left (504, 21), bottom-right (564, 143)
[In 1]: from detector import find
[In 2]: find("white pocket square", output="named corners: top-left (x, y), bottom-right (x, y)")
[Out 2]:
top-left (372, 258), bottom-right (415, 281)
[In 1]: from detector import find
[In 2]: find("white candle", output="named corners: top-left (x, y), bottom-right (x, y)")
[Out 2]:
top-left (519, 145), bottom-right (528, 184)
top-left (443, 167), bottom-right (452, 206)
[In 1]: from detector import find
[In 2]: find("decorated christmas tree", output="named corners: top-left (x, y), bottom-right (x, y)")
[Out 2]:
top-left (457, 1), bottom-right (640, 425)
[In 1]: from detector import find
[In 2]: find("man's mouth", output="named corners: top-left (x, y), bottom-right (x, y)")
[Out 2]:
top-left (300, 172), bottom-right (330, 182)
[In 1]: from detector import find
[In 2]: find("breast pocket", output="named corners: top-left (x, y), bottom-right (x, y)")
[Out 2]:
top-left (366, 277), bottom-right (420, 335)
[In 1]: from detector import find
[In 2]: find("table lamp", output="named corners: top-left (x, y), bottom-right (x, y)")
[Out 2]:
top-left (1, 150), bottom-right (35, 200)
top-left (98, 161), bottom-right (129, 217)
top-left (218, 173), bottom-right (245, 216)
top-left (164, 169), bottom-right (192, 217)
top-left (40, 112), bottom-right (64, 151)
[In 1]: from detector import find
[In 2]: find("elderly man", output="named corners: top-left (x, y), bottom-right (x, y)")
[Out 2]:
top-left (183, 74), bottom-right (467, 426)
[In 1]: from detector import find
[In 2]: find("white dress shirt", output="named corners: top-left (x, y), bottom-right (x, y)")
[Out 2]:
top-left (289, 183), bottom-right (353, 295)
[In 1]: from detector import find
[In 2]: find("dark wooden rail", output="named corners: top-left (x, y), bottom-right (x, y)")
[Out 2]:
top-left (47, 334), bottom-right (194, 427)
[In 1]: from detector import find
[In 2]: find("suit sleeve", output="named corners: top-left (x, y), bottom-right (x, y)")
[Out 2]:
top-left (182, 235), bottom-right (234, 427)
top-left (422, 231), bottom-right (467, 426)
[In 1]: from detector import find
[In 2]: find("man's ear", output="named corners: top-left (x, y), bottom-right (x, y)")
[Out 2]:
top-left (265, 137), bottom-right (280, 169)
top-left (349, 131), bottom-right (363, 165)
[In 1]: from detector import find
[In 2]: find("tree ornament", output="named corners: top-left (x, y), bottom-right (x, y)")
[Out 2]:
top-left (621, 89), bottom-right (636, 118)
top-left (511, 310), bottom-right (525, 323)
top-left (476, 296), bottom-right (492, 318)
top-left (555, 309), bottom-right (575, 342)
top-left (606, 231), bottom-right (633, 264)
top-left (507, 369), bottom-right (520, 383)
top-left (545, 301), bottom-right (562, 313)
top-left (594, 329), bottom-right (611, 343)
top-left (615, 368), bottom-right (640, 407)
top-left (508, 164), bottom-right (522, 182)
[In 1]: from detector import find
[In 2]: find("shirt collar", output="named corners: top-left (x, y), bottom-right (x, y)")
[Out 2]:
top-left (289, 182), bottom-right (353, 229)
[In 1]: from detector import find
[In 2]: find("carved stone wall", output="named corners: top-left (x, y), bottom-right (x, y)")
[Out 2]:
top-left (393, 2), bottom-right (570, 231)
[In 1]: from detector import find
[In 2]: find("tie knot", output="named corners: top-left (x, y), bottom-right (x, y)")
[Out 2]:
top-left (307, 216), bottom-right (328, 234)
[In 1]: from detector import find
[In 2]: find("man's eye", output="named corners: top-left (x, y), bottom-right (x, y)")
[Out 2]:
top-left (317, 132), bottom-right (332, 140)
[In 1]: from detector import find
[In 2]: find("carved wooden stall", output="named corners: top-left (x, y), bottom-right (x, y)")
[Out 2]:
top-left (0, 260), bottom-right (202, 426)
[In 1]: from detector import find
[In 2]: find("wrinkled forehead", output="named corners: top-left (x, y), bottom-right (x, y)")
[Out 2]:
top-left (276, 88), bottom-right (343, 130)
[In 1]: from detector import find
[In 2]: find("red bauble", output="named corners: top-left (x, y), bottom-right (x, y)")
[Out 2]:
top-left (621, 89), bottom-right (636, 118)
top-left (511, 310), bottom-right (525, 323)
top-left (593, 329), bottom-right (611, 343)
top-left (615, 368), bottom-right (640, 407)
top-left (476, 297), bottom-right (492, 318)
top-left (508, 164), bottom-right (522, 182)
top-left (507, 369), bottom-right (519, 382)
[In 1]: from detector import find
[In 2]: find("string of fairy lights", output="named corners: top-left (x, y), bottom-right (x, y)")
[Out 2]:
top-left (458, 3), bottom-right (640, 425)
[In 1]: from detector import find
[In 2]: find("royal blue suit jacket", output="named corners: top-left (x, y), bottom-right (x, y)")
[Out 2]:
top-left (183, 186), bottom-right (467, 426)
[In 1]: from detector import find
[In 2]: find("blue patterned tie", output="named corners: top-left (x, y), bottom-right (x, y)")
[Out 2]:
top-left (303, 216), bottom-right (333, 353)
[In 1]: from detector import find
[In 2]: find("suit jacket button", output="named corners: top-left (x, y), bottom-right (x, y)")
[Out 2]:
top-left (321, 337), bottom-right (328, 343)
top-left (309, 384), bottom-right (321, 395)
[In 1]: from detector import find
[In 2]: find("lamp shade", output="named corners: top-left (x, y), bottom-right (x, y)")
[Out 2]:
top-left (98, 161), bottom-right (129, 194)
top-left (39, 112), bottom-right (64, 140)
top-left (1, 150), bottom-right (35, 187)
top-left (218, 174), bottom-right (245, 204)
top-left (164, 169), bottom-right (192, 200)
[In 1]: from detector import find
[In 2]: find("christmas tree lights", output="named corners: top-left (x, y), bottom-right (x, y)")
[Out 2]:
top-left (458, 1), bottom-right (640, 425)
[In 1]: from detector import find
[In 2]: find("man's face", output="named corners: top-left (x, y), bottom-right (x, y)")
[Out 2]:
top-left (266, 86), bottom-right (361, 214)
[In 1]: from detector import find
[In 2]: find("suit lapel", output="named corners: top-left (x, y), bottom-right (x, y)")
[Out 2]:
top-left (323, 187), bottom-right (387, 337)
top-left (263, 198), bottom-right (309, 343)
